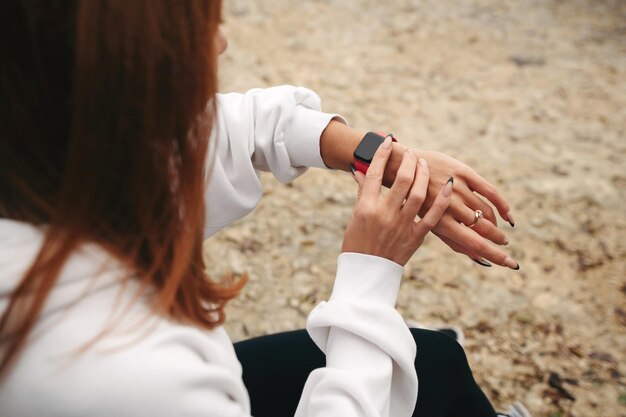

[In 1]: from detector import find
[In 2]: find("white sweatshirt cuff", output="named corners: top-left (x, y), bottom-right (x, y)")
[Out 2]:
top-left (330, 252), bottom-right (403, 307)
top-left (284, 106), bottom-right (347, 169)
top-left (303, 253), bottom-right (417, 416)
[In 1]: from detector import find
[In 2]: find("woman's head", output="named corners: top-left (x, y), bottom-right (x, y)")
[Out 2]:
top-left (0, 0), bottom-right (243, 375)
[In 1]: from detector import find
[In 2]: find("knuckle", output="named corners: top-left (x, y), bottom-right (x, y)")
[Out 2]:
top-left (395, 174), bottom-right (413, 188)
top-left (434, 198), bottom-right (449, 212)
top-left (468, 239), bottom-right (483, 253)
top-left (365, 167), bottom-right (384, 180)
top-left (409, 190), bottom-right (426, 205)
top-left (463, 166), bottom-right (478, 177)
top-left (450, 245), bottom-right (464, 255)
top-left (420, 218), bottom-right (435, 231)
top-left (495, 232), bottom-right (507, 245)
top-left (431, 220), bottom-right (444, 232)
top-left (354, 205), bottom-right (373, 220)
top-left (420, 218), bottom-right (437, 230)
top-left (484, 206), bottom-right (496, 220)
top-left (483, 184), bottom-right (497, 196)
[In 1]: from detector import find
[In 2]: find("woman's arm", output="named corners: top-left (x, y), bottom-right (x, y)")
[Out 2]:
top-left (298, 138), bottom-right (452, 416)
top-left (319, 119), bottom-right (519, 270)
top-left (203, 86), bottom-right (342, 238)
top-left (209, 85), bottom-right (518, 269)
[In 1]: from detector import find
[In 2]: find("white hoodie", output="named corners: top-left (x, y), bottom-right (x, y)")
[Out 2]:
top-left (0, 86), bottom-right (418, 417)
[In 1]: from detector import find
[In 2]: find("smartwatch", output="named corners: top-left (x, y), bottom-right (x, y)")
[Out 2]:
top-left (351, 131), bottom-right (397, 174)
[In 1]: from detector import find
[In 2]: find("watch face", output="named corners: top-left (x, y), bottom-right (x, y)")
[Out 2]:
top-left (354, 132), bottom-right (386, 163)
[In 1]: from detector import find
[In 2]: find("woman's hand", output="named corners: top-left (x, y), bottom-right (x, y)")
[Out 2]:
top-left (342, 136), bottom-right (452, 266)
top-left (318, 121), bottom-right (518, 269)
top-left (384, 146), bottom-right (519, 270)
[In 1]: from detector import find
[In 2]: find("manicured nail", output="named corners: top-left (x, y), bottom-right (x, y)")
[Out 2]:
top-left (504, 256), bottom-right (520, 270)
top-left (349, 164), bottom-right (356, 176)
top-left (473, 258), bottom-right (492, 267)
top-left (418, 158), bottom-right (427, 167)
top-left (507, 211), bottom-right (515, 227)
top-left (442, 177), bottom-right (453, 197)
top-left (502, 236), bottom-right (509, 246)
top-left (382, 135), bottom-right (393, 149)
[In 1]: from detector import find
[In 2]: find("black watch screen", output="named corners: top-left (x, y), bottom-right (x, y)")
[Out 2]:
top-left (353, 132), bottom-right (386, 163)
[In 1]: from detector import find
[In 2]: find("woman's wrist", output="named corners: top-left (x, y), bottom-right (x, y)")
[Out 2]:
top-left (319, 120), bottom-right (410, 188)
top-left (319, 119), bottom-right (364, 170)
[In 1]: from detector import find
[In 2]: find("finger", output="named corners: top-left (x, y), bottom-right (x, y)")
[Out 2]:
top-left (413, 177), bottom-right (453, 237)
top-left (436, 232), bottom-right (491, 266)
top-left (362, 135), bottom-right (394, 200)
top-left (457, 202), bottom-right (483, 227)
top-left (402, 157), bottom-right (429, 216)
top-left (457, 205), bottom-right (508, 246)
top-left (387, 149), bottom-right (417, 208)
top-left (437, 232), bottom-right (474, 256)
top-left (467, 216), bottom-right (509, 246)
top-left (350, 164), bottom-right (366, 199)
top-left (457, 187), bottom-right (498, 226)
top-left (464, 168), bottom-right (515, 226)
top-left (436, 219), bottom-right (520, 270)
top-left (460, 209), bottom-right (509, 246)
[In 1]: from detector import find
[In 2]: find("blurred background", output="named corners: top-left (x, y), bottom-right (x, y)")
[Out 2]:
top-left (204, 0), bottom-right (626, 415)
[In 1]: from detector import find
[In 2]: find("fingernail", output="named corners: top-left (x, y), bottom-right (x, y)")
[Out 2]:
top-left (504, 256), bottom-right (520, 270)
top-left (442, 177), bottom-right (453, 197)
top-left (382, 135), bottom-right (393, 149)
top-left (418, 158), bottom-right (427, 167)
top-left (502, 236), bottom-right (509, 246)
top-left (473, 258), bottom-right (492, 267)
top-left (507, 211), bottom-right (515, 227)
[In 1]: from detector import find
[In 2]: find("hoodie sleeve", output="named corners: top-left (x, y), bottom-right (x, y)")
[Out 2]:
top-left (204, 85), bottom-right (346, 238)
top-left (295, 253), bottom-right (418, 417)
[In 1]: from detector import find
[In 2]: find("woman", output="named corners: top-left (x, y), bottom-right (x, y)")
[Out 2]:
top-left (0, 1), bottom-right (529, 416)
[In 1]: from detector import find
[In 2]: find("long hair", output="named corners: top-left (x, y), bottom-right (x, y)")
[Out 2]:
top-left (0, 0), bottom-right (245, 376)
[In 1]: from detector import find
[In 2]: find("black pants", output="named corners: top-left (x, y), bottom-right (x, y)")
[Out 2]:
top-left (234, 328), bottom-right (496, 417)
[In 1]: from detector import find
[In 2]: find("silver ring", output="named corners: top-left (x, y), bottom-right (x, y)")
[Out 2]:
top-left (469, 210), bottom-right (483, 227)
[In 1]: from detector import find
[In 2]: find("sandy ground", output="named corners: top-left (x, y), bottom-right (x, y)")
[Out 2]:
top-left (204, 1), bottom-right (626, 415)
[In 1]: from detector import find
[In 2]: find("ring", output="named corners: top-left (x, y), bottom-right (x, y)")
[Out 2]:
top-left (469, 210), bottom-right (483, 227)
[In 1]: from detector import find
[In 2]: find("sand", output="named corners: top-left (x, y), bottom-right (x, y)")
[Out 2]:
top-left (204, 0), bottom-right (626, 415)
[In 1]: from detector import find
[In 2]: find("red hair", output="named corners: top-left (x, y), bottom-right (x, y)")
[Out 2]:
top-left (0, 0), bottom-right (245, 375)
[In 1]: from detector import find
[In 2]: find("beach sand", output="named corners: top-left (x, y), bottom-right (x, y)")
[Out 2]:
top-left (205, 0), bottom-right (626, 415)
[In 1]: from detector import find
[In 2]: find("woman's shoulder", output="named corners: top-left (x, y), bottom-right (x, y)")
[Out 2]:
top-left (1, 317), bottom-right (249, 416)
top-left (1, 288), bottom-right (249, 416)
top-left (0, 219), bottom-right (249, 416)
